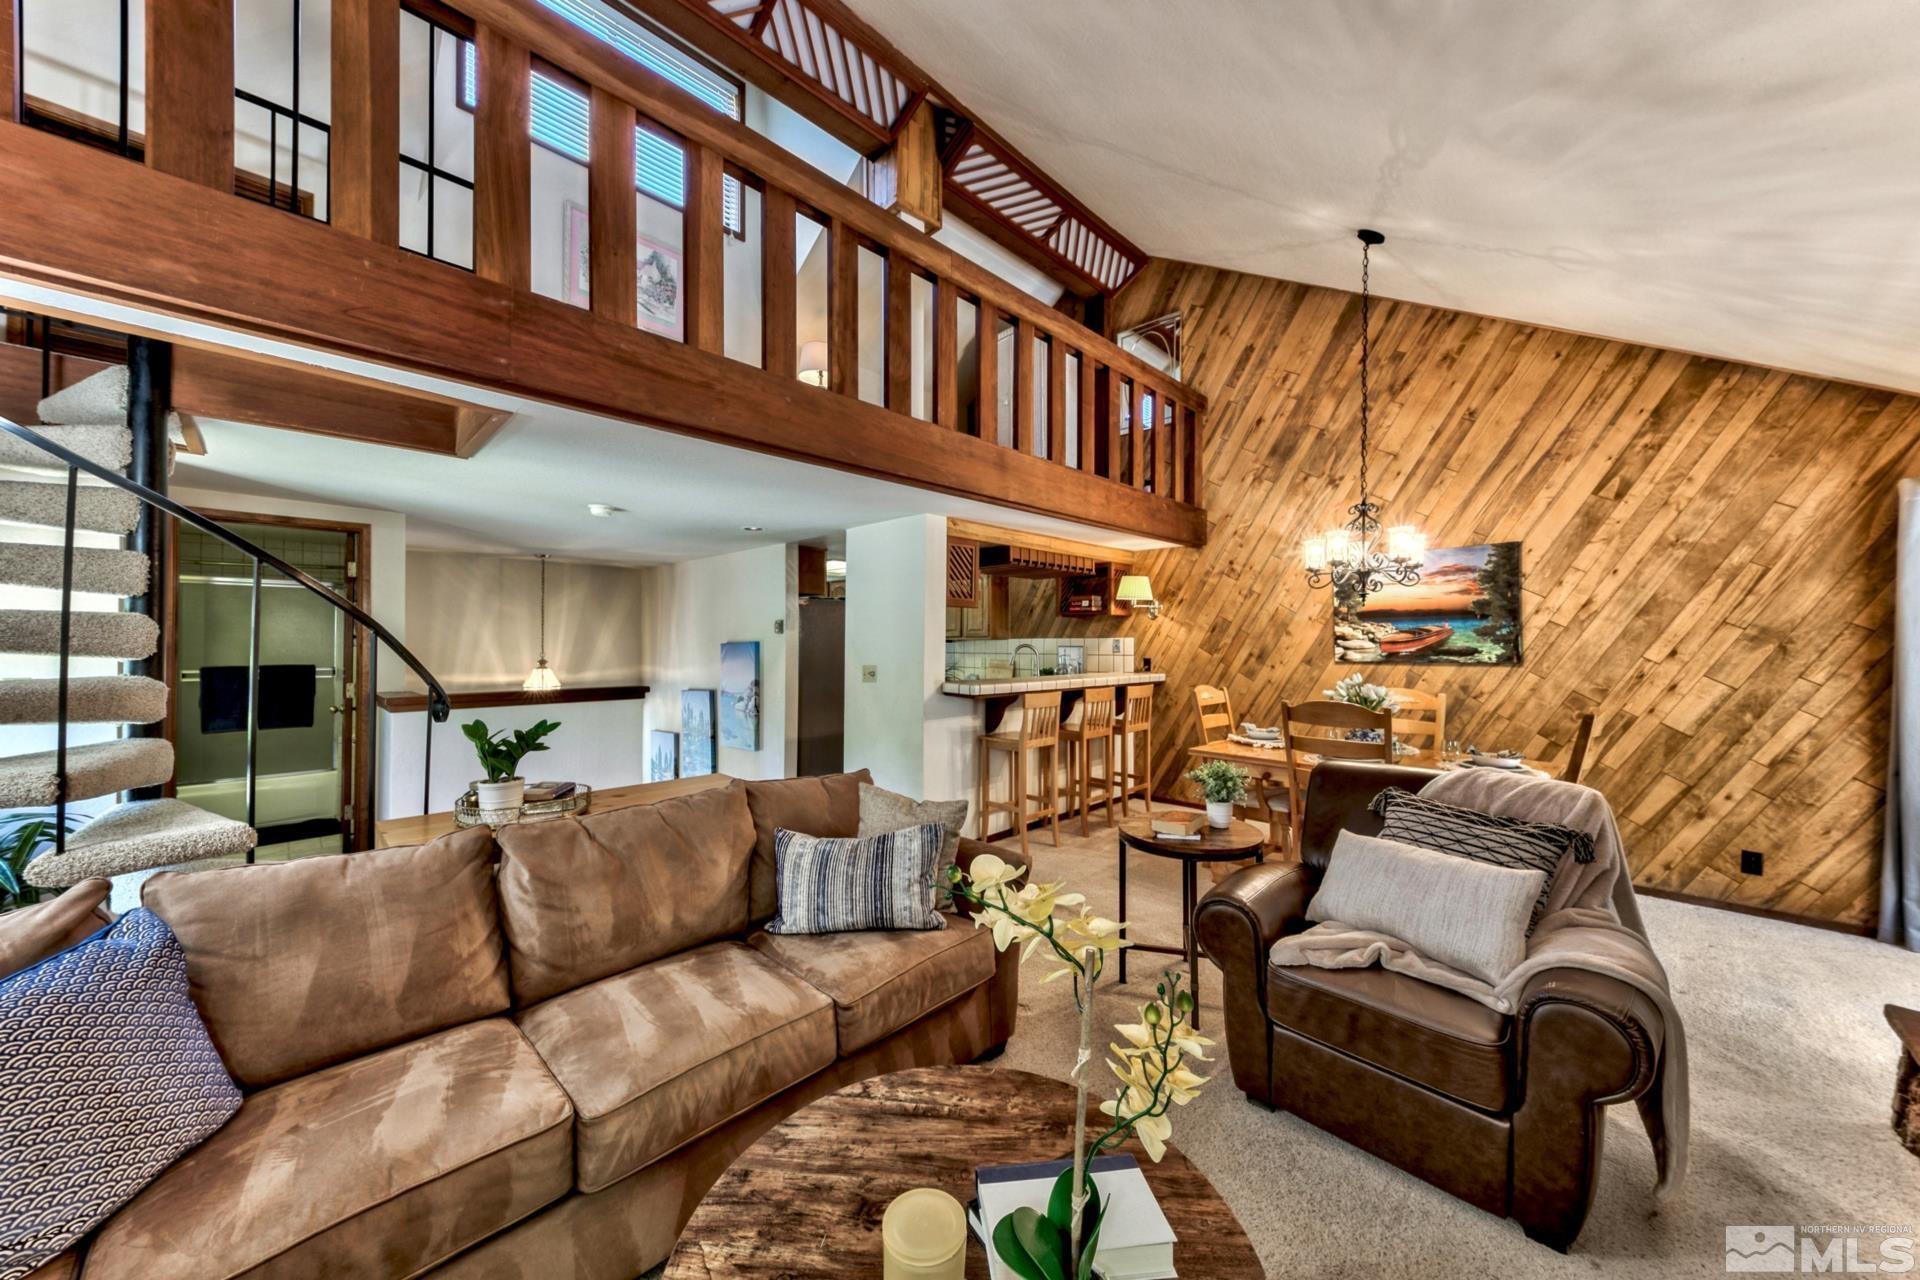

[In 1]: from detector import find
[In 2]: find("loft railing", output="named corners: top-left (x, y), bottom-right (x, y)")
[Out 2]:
top-left (0, 417), bottom-right (451, 858)
top-left (0, 0), bottom-right (1206, 541)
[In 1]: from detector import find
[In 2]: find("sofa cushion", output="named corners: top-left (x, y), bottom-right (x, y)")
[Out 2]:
top-left (0, 877), bottom-right (110, 980)
top-left (84, 1018), bottom-right (573, 1280)
top-left (516, 941), bottom-right (835, 1192)
top-left (765, 824), bottom-right (948, 935)
top-left (494, 784), bottom-right (757, 1005)
top-left (750, 916), bottom-right (996, 1053)
top-left (1265, 957), bottom-right (1513, 1112)
top-left (742, 771), bottom-right (872, 922)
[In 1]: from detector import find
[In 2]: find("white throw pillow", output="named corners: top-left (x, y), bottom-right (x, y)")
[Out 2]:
top-left (1307, 831), bottom-right (1546, 984)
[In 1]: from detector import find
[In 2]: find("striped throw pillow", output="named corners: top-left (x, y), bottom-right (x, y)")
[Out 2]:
top-left (1368, 788), bottom-right (1594, 932)
top-left (765, 823), bottom-right (948, 935)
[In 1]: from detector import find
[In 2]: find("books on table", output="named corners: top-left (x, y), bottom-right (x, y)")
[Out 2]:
top-left (1151, 812), bottom-right (1207, 838)
top-left (970, 1153), bottom-right (1176, 1280)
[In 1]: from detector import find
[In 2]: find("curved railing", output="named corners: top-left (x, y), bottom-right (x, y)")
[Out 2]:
top-left (0, 416), bottom-right (449, 852)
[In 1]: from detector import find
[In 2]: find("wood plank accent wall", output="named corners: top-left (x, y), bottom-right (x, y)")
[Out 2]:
top-left (1014, 258), bottom-right (1920, 929)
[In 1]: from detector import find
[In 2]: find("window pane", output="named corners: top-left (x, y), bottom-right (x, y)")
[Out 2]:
top-left (21, 0), bottom-right (146, 138)
top-left (724, 184), bottom-right (762, 367)
top-left (531, 0), bottom-right (738, 118)
top-left (994, 315), bottom-right (1016, 447)
top-left (795, 211), bottom-right (830, 383)
top-left (909, 274), bottom-right (934, 421)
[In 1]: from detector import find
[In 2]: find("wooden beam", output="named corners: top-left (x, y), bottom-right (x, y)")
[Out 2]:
top-left (827, 219), bottom-right (858, 397)
top-left (1076, 351), bottom-right (1096, 473)
top-left (589, 87), bottom-right (637, 327)
top-left (933, 280), bottom-right (958, 430)
top-left (1012, 317), bottom-right (1034, 456)
top-left (884, 255), bottom-right (912, 415)
top-left (761, 185), bottom-right (798, 378)
top-left (145, 0), bottom-right (234, 189)
top-left (975, 303), bottom-right (998, 442)
top-left (682, 142), bottom-right (726, 354)
top-left (1045, 336), bottom-right (1065, 464)
top-left (474, 24), bottom-right (531, 290)
top-left (331, 0), bottom-right (400, 243)
top-left (867, 95), bottom-right (941, 229)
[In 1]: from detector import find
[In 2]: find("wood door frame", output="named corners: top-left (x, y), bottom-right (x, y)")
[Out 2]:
top-left (166, 509), bottom-right (377, 851)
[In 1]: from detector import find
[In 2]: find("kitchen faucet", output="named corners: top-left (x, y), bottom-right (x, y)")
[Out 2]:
top-left (1012, 642), bottom-right (1039, 676)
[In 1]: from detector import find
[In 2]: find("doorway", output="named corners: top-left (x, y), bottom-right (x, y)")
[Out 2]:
top-left (170, 513), bottom-right (373, 856)
top-left (796, 595), bottom-right (845, 776)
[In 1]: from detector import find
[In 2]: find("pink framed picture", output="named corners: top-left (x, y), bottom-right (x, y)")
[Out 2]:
top-left (635, 234), bottom-right (684, 341)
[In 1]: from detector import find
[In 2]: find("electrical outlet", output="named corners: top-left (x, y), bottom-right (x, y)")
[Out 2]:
top-left (861, 664), bottom-right (878, 683)
top-left (774, 620), bottom-right (785, 634)
top-left (1740, 849), bottom-right (1765, 876)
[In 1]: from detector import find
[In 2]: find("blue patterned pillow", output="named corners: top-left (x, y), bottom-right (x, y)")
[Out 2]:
top-left (765, 823), bottom-right (948, 934)
top-left (0, 909), bottom-right (241, 1276)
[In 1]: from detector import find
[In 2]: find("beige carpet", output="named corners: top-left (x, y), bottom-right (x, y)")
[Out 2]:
top-left (989, 810), bottom-right (1920, 1276)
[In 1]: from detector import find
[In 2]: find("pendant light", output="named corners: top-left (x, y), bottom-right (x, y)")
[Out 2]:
top-left (522, 554), bottom-right (562, 692)
top-left (1302, 229), bottom-right (1427, 601)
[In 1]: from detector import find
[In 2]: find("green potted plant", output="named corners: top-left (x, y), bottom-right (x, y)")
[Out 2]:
top-left (0, 809), bottom-right (84, 913)
top-left (461, 718), bottom-right (562, 811)
top-left (1183, 759), bottom-right (1249, 829)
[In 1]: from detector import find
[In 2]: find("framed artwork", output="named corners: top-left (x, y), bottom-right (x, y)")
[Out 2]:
top-left (1333, 542), bottom-right (1523, 666)
top-left (681, 689), bottom-right (717, 777)
top-left (563, 201), bottom-right (591, 308)
top-left (635, 234), bottom-right (684, 340)
top-left (1055, 644), bottom-right (1085, 675)
top-left (720, 641), bottom-right (760, 750)
top-left (649, 730), bottom-right (680, 782)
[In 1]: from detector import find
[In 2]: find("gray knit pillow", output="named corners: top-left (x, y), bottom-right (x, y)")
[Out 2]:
top-left (858, 783), bottom-right (969, 905)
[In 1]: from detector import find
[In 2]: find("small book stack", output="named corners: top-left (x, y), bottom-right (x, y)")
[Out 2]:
top-left (1151, 812), bottom-right (1207, 838)
top-left (522, 781), bottom-right (577, 803)
top-left (970, 1154), bottom-right (1177, 1280)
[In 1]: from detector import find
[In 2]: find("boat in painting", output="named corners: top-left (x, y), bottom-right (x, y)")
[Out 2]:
top-left (1378, 624), bottom-right (1453, 656)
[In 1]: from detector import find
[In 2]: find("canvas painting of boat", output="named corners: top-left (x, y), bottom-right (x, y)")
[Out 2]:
top-left (1332, 542), bottom-right (1522, 665)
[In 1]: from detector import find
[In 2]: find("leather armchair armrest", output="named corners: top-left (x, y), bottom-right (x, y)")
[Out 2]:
top-left (1194, 862), bottom-right (1318, 1100)
top-left (1516, 966), bottom-right (1665, 1098)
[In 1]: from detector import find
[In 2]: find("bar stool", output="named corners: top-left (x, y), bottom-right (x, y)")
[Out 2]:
top-left (977, 690), bottom-right (1062, 859)
top-left (1061, 686), bottom-right (1118, 836)
top-left (1115, 684), bottom-right (1155, 816)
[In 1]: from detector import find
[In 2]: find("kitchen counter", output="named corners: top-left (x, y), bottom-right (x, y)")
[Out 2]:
top-left (940, 672), bottom-right (1166, 697)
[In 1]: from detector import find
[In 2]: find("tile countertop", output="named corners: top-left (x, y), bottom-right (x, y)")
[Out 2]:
top-left (940, 672), bottom-right (1168, 697)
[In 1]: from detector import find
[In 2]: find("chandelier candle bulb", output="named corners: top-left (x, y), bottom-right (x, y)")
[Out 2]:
top-left (1303, 535), bottom-right (1328, 572)
top-left (1387, 525), bottom-right (1425, 563)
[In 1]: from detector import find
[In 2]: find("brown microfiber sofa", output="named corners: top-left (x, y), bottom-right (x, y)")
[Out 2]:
top-left (15, 771), bottom-right (1021, 1280)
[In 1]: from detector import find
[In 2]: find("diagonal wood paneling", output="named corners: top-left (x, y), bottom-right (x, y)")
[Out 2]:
top-left (1015, 259), bottom-right (1920, 929)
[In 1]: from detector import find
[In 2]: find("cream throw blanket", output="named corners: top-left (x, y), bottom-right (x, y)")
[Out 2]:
top-left (1269, 767), bottom-right (1689, 1196)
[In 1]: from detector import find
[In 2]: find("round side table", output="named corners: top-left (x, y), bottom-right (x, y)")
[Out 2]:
top-left (1116, 815), bottom-right (1266, 1029)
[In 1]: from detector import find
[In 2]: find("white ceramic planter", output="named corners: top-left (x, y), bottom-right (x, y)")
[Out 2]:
top-left (1206, 800), bottom-right (1234, 829)
top-left (475, 778), bottom-right (525, 811)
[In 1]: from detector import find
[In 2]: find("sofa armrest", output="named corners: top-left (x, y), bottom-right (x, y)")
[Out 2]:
top-left (953, 836), bottom-right (1026, 1048)
top-left (1516, 966), bottom-right (1665, 1097)
top-left (1193, 862), bottom-right (1317, 1099)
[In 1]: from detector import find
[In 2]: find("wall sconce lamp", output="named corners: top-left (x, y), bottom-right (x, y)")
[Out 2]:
top-left (1116, 575), bottom-right (1161, 620)
top-left (797, 341), bottom-right (829, 387)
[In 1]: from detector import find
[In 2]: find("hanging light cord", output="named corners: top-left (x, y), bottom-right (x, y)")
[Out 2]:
top-left (1357, 237), bottom-right (1372, 516)
top-left (538, 555), bottom-right (547, 660)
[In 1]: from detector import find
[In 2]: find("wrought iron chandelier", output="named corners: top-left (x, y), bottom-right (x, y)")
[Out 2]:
top-left (1302, 229), bottom-right (1427, 601)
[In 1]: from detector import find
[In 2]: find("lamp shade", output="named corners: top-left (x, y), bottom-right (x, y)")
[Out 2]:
top-left (522, 658), bottom-right (561, 692)
top-left (798, 340), bottom-right (829, 386)
top-left (1116, 575), bottom-right (1155, 604)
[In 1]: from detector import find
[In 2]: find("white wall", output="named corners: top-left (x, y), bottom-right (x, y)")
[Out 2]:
top-left (640, 543), bottom-right (795, 781)
top-left (378, 696), bottom-right (647, 821)
top-left (844, 515), bottom-right (976, 802)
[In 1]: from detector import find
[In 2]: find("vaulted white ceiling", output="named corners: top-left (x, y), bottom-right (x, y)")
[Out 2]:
top-left (866, 0), bottom-right (1920, 393)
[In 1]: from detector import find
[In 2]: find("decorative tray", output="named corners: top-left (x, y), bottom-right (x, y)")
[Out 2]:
top-left (454, 785), bottom-right (593, 829)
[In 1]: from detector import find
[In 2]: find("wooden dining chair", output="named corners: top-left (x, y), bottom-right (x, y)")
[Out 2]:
top-left (1194, 682), bottom-right (1290, 853)
top-left (1280, 699), bottom-right (1395, 853)
top-left (1561, 712), bottom-right (1596, 784)
top-left (1192, 684), bottom-right (1235, 744)
top-left (977, 690), bottom-right (1063, 858)
top-left (1389, 688), bottom-right (1447, 755)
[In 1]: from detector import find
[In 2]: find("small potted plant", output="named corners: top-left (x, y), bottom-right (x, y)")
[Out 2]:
top-left (462, 718), bottom-right (562, 812)
top-left (1182, 759), bottom-right (1249, 829)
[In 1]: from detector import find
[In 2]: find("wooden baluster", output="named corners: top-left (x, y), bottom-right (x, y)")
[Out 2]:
top-left (1187, 404), bottom-right (1204, 503)
top-left (588, 89), bottom-right (636, 326)
top-left (1076, 350), bottom-right (1096, 472)
top-left (885, 255), bottom-right (912, 414)
top-left (1045, 336), bottom-right (1066, 463)
top-left (976, 303), bottom-right (998, 441)
top-left (933, 281), bottom-right (959, 430)
top-left (1170, 395), bottom-right (1188, 503)
top-left (1159, 393), bottom-right (1177, 496)
top-left (828, 220), bottom-right (858, 396)
top-left (146, 0), bottom-right (235, 189)
top-left (332, 0), bottom-right (399, 243)
top-left (682, 143), bottom-right (725, 353)
top-left (1012, 317), bottom-right (1034, 456)
top-left (1103, 368), bottom-right (1124, 482)
top-left (473, 25), bottom-right (530, 290)
top-left (4, 0), bottom-right (21, 123)
top-left (761, 186), bottom-right (798, 378)
top-left (1132, 383), bottom-right (1149, 489)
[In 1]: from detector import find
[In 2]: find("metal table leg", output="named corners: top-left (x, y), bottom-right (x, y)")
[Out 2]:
top-left (1117, 832), bottom-right (1129, 984)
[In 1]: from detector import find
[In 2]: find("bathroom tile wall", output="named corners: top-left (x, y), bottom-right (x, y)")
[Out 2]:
top-left (944, 636), bottom-right (1136, 680)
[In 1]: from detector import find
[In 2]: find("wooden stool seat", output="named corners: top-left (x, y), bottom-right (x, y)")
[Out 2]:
top-left (977, 690), bottom-right (1063, 858)
top-left (1062, 687), bottom-right (1118, 836)
top-left (1115, 684), bottom-right (1155, 817)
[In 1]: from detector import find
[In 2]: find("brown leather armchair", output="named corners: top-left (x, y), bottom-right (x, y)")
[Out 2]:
top-left (1195, 762), bottom-right (1664, 1251)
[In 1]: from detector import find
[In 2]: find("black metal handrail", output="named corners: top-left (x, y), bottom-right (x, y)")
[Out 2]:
top-left (0, 416), bottom-right (450, 857)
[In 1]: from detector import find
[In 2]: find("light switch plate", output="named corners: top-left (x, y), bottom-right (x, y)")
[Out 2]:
top-left (861, 664), bottom-right (878, 683)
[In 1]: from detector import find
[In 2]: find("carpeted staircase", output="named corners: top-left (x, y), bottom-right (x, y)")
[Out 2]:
top-left (2, 367), bottom-right (255, 889)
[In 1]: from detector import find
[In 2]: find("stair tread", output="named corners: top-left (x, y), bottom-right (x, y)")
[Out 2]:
top-left (0, 479), bottom-right (140, 533)
top-left (34, 368), bottom-right (185, 440)
top-left (0, 543), bottom-right (150, 596)
top-left (0, 424), bottom-right (132, 472)
top-left (0, 608), bottom-right (157, 659)
top-left (0, 738), bottom-right (174, 807)
top-left (0, 675), bottom-right (169, 725)
top-left (22, 798), bottom-right (257, 888)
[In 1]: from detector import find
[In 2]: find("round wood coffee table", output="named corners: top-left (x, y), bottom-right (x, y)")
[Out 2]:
top-left (1117, 815), bottom-right (1266, 1028)
top-left (662, 1066), bottom-right (1263, 1279)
